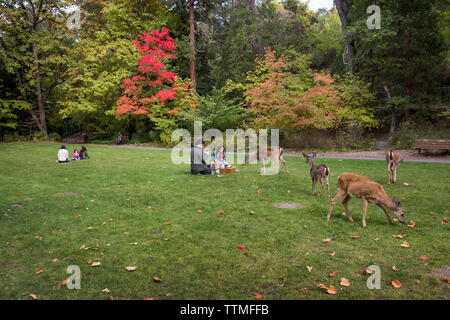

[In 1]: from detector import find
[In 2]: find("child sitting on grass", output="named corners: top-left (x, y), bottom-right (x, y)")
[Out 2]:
top-left (71, 149), bottom-right (80, 161)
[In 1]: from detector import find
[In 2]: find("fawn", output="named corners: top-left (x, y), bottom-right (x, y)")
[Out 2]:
top-left (386, 150), bottom-right (404, 184)
top-left (327, 173), bottom-right (404, 228)
top-left (302, 152), bottom-right (330, 197)
top-left (244, 146), bottom-right (289, 175)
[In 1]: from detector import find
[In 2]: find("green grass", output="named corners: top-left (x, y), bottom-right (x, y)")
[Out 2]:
top-left (0, 142), bottom-right (449, 300)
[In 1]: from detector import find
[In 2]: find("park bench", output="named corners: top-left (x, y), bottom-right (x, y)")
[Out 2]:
top-left (413, 138), bottom-right (450, 154)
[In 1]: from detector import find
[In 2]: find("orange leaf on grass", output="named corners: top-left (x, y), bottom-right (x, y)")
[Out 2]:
top-left (237, 245), bottom-right (246, 250)
top-left (217, 210), bottom-right (223, 215)
top-left (329, 272), bottom-right (336, 277)
top-left (254, 294), bottom-right (263, 299)
top-left (144, 297), bottom-right (154, 300)
top-left (392, 280), bottom-right (402, 288)
top-left (351, 235), bottom-right (360, 239)
top-left (306, 266), bottom-right (312, 272)
top-left (419, 256), bottom-right (428, 261)
top-left (401, 241), bottom-right (410, 248)
top-left (443, 277), bottom-right (450, 284)
top-left (340, 278), bottom-right (350, 287)
top-left (125, 266), bottom-right (137, 271)
top-left (257, 189), bottom-right (262, 194)
top-left (326, 286), bottom-right (338, 295)
top-left (153, 277), bottom-right (162, 282)
top-left (323, 238), bottom-right (331, 243)
top-left (392, 235), bottom-right (406, 239)
top-left (30, 293), bottom-right (38, 300)
top-left (442, 218), bottom-right (448, 224)
top-left (407, 221), bottom-right (416, 228)
top-left (35, 270), bottom-right (44, 275)
top-left (329, 252), bottom-right (336, 257)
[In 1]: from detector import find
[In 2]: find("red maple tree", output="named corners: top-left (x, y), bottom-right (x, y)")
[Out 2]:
top-left (116, 27), bottom-right (196, 117)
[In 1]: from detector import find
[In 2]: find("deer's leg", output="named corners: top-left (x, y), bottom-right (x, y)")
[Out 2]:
top-left (342, 195), bottom-right (353, 222)
top-left (311, 177), bottom-right (317, 195)
top-left (327, 189), bottom-right (347, 222)
top-left (276, 157), bottom-right (281, 175)
top-left (318, 177), bottom-right (324, 197)
top-left (361, 197), bottom-right (368, 228)
top-left (387, 165), bottom-right (391, 185)
top-left (281, 156), bottom-right (289, 174)
top-left (393, 167), bottom-right (397, 184)
top-left (376, 203), bottom-right (392, 224)
top-left (325, 175), bottom-right (330, 198)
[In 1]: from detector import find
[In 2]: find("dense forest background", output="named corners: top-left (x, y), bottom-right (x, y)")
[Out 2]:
top-left (1, 0), bottom-right (449, 150)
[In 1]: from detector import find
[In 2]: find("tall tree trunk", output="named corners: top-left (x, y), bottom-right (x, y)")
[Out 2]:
top-left (382, 79), bottom-right (395, 144)
top-left (32, 43), bottom-right (48, 137)
top-left (334, 0), bottom-right (355, 71)
top-left (189, 0), bottom-right (196, 89)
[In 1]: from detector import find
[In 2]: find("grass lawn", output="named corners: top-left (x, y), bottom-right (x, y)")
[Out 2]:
top-left (0, 142), bottom-right (449, 300)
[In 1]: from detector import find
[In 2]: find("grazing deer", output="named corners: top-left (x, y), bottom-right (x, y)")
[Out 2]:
top-left (327, 173), bottom-right (404, 228)
top-left (386, 150), bottom-right (404, 184)
top-left (302, 152), bottom-right (330, 197)
top-left (244, 146), bottom-right (289, 175)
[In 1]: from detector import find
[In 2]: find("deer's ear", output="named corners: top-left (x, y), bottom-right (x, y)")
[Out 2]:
top-left (392, 197), bottom-right (400, 207)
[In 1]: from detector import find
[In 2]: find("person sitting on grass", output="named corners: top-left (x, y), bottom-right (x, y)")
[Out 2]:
top-left (190, 139), bottom-right (211, 175)
top-left (57, 145), bottom-right (70, 163)
top-left (71, 149), bottom-right (80, 161)
top-left (116, 132), bottom-right (123, 145)
top-left (79, 145), bottom-right (90, 159)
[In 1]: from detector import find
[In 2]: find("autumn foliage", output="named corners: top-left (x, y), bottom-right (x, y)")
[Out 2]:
top-left (116, 28), bottom-right (197, 142)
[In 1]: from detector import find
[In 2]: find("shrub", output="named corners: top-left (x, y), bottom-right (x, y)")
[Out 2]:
top-left (48, 132), bottom-right (61, 142)
top-left (3, 132), bottom-right (27, 142)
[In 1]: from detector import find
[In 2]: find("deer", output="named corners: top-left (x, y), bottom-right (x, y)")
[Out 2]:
top-left (327, 173), bottom-right (405, 228)
top-left (386, 150), bottom-right (404, 184)
top-left (244, 146), bottom-right (289, 175)
top-left (302, 152), bottom-right (330, 198)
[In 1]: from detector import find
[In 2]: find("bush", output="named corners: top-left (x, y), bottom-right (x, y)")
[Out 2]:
top-left (48, 132), bottom-right (61, 142)
top-left (3, 132), bottom-right (27, 142)
top-left (130, 132), bottom-right (150, 144)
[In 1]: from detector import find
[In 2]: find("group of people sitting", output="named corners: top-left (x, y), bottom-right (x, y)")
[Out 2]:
top-left (57, 145), bottom-right (90, 163)
top-left (190, 139), bottom-right (230, 175)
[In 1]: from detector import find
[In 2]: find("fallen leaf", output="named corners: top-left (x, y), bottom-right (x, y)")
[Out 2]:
top-left (407, 221), bottom-right (416, 228)
top-left (217, 210), bottom-right (223, 215)
top-left (123, 232), bottom-right (129, 235)
top-left (153, 277), bottom-right (162, 282)
top-left (52, 258), bottom-right (58, 262)
top-left (429, 211), bottom-right (435, 215)
top-left (403, 183), bottom-right (410, 186)
top-left (442, 218), bottom-right (448, 224)
top-left (318, 283), bottom-right (327, 289)
top-left (91, 262), bottom-right (101, 267)
top-left (401, 241), bottom-right (410, 248)
top-left (163, 222), bottom-right (173, 225)
top-left (392, 235), bottom-right (406, 239)
top-left (443, 277), bottom-right (450, 284)
top-left (340, 278), bottom-right (350, 287)
top-left (306, 266), bottom-right (312, 272)
top-left (102, 222), bottom-right (107, 225)
top-left (360, 269), bottom-right (367, 275)
top-left (392, 265), bottom-right (400, 272)
top-left (237, 245), bottom-right (246, 250)
top-left (329, 252), bottom-right (336, 257)
top-left (35, 270), bottom-right (44, 275)
top-left (326, 286), bottom-right (338, 295)
top-left (264, 197), bottom-right (268, 201)
top-left (329, 271), bottom-right (336, 277)
top-left (374, 237), bottom-right (380, 241)
top-left (280, 276), bottom-right (286, 281)
top-left (197, 210), bottom-right (202, 213)
top-left (392, 280), bottom-right (402, 288)
top-left (419, 256), bottom-right (428, 261)
top-left (257, 189), bottom-right (262, 194)
top-left (30, 293), bottom-right (38, 300)
top-left (249, 210), bottom-right (255, 215)
top-left (125, 266), bottom-right (137, 271)
top-left (144, 298), bottom-right (154, 300)
top-left (102, 288), bottom-right (110, 293)
top-left (351, 235), bottom-right (360, 239)
top-left (254, 294), bottom-right (263, 299)
top-left (323, 238), bottom-right (331, 243)
top-left (342, 212), bottom-right (346, 216)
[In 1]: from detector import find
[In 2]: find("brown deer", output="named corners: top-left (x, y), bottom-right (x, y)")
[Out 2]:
top-left (386, 150), bottom-right (404, 184)
top-left (327, 173), bottom-right (405, 228)
top-left (244, 146), bottom-right (289, 175)
top-left (302, 152), bottom-right (330, 197)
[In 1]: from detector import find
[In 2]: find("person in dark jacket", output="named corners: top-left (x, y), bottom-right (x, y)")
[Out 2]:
top-left (80, 145), bottom-right (90, 159)
top-left (190, 139), bottom-right (211, 175)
